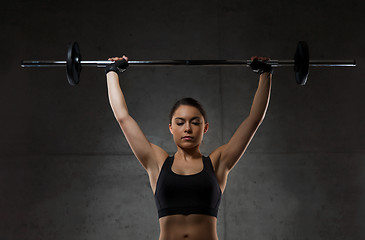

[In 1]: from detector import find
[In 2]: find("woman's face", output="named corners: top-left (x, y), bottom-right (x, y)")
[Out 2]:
top-left (169, 105), bottom-right (209, 149)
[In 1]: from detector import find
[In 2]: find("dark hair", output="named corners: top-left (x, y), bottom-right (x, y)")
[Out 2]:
top-left (169, 97), bottom-right (207, 124)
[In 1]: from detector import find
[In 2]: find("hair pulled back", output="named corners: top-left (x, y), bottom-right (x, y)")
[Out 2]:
top-left (169, 98), bottom-right (207, 124)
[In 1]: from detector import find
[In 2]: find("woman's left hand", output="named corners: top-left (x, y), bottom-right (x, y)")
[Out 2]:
top-left (251, 56), bottom-right (271, 61)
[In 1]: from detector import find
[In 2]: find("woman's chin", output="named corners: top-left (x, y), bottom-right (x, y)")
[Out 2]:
top-left (177, 142), bottom-right (200, 149)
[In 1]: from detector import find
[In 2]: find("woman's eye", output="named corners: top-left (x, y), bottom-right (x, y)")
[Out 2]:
top-left (176, 123), bottom-right (184, 126)
top-left (193, 122), bottom-right (201, 125)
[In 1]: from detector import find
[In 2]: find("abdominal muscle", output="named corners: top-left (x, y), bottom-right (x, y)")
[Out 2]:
top-left (158, 214), bottom-right (218, 240)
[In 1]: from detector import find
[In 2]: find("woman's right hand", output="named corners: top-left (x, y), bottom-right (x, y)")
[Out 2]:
top-left (108, 55), bottom-right (129, 62)
top-left (249, 56), bottom-right (273, 75)
top-left (105, 55), bottom-right (129, 75)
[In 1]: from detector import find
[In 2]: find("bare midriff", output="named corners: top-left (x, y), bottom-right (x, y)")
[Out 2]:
top-left (158, 214), bottom-right (218, 240)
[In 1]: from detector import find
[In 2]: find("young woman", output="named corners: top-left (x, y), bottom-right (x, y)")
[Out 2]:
top-left (105, 56), bottom-right (272, 240)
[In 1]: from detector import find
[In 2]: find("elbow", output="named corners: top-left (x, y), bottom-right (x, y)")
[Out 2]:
top-left (255, 119), bottom-right (264, 128)
top-left (111, 108), bottom-right (129, 123)
top-left (249, 115), bottom-right (265, 126)
top-left (115, 113), bottom-right (130, 123)
top-left (257, 116), bottom-right (265, 125)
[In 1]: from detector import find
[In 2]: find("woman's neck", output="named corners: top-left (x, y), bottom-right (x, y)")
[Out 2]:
top-left (175, 147), bottom-right (202, 161)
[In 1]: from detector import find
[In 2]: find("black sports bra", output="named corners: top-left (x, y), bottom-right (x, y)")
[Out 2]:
top-left (154, 155), bottom-right (222, 218)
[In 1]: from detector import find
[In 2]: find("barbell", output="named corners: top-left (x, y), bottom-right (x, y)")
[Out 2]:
top-left (21, 41), bottom-right (356, 86)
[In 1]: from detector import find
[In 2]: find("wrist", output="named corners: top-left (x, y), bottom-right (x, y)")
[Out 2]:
top-left (106, 71), bottom-right (119, 79)
top-left (260, 72), bottom-right (271, 77)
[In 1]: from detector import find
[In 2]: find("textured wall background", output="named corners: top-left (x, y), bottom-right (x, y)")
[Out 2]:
top-left (1, 0), bottom-right (365, 239)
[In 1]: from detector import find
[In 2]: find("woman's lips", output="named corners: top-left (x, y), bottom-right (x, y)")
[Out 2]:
top-left (182, 136), bottom-right (193, 140)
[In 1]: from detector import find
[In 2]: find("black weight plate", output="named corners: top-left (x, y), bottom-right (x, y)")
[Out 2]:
top-left (66, 42), bottom-right (82, 86)
top-left (294, 41), bottom-right (309, 85)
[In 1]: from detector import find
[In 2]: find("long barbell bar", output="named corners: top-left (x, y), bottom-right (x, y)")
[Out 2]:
top-left (20, 41), bottom-right (357, 86)
top-left (21, 59), bottom-right (356, 68)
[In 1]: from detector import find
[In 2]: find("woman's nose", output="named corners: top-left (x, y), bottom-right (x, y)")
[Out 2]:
top-left (184, 124), bottom-right (192, 132)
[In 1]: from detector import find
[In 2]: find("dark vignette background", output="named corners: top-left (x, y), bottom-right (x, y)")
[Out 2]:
top-left (1, 0), bottom-right (364, 239)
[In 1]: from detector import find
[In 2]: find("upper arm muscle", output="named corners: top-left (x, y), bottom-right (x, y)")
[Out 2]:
top-left (118, 115), bottom-right (168, 171)
top-left (215, 116), bottom-right (261, 171)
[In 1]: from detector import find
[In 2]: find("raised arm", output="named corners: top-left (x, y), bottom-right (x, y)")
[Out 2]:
top-left (211, 57), bottom-right (272, 172)
top-left (106, 57), bottom-right (168, 172)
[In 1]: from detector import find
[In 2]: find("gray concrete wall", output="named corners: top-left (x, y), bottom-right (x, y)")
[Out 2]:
top-left (1, 0), bottom-right (365, 239)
